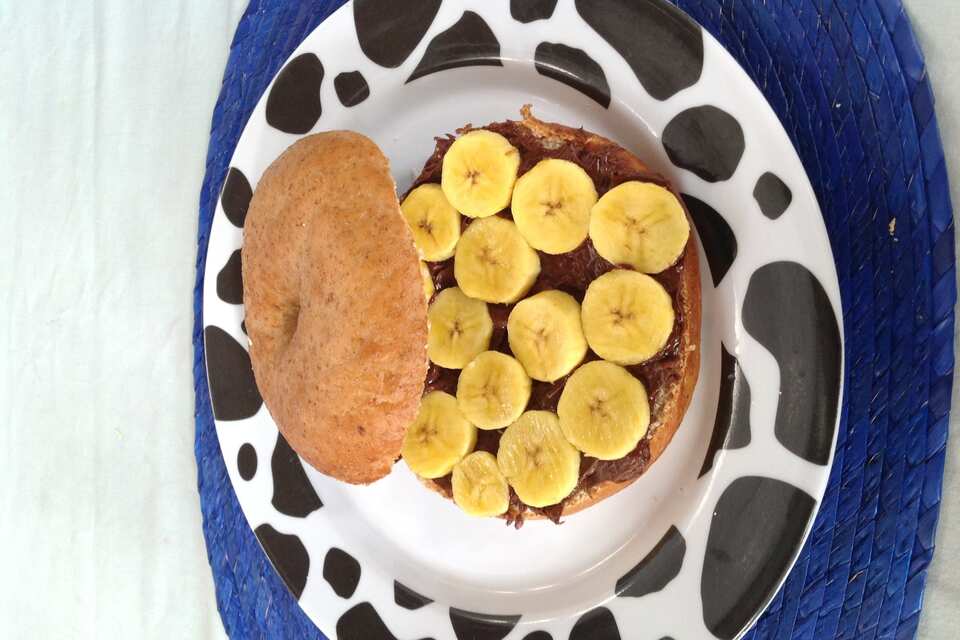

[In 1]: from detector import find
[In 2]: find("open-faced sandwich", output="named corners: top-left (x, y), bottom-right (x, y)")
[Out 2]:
top-left (242, 107), bottom-right (700, 527)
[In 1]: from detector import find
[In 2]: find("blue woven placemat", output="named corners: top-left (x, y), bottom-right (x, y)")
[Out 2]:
top-left (192, 1), bottom-right (955, 638)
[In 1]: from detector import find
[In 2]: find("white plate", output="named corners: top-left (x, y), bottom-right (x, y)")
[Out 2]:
top-left (201, 1), bottom-right (844, 638)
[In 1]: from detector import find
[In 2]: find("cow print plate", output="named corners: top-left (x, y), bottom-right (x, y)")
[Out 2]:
top-left (201, 1), bottom-right (844, 639)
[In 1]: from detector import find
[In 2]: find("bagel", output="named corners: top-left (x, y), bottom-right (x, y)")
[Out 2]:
top-left (242, 131), bottom-right (428, 485)
top-left (240, 111), bottom-right (701, 524)
top-left (414, 108), bottom-right (701, 525)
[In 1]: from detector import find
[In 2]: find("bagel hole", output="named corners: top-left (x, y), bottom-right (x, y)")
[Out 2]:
top-left (280, 303), bottom-right (301, 351)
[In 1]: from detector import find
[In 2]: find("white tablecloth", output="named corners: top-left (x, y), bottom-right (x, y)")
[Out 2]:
top-left (0, 1), bottom-right (954, 638)
top-left (906, 3), bottom-right (960, 638)
top-left (0, 2), bottom-right (244, 637)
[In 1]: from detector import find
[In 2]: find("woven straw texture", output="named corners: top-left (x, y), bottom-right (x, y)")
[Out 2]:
top-left (192, 1), bottom-right (955, 638)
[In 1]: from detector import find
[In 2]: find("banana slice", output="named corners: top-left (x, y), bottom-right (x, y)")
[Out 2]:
top-left (452, 451), bottom-right (510, 517)
top-left (441, 129), bottom-right (521, 218)
top-left (419, 261), bottom-right (435, 302)
top-left (581, 269), bottom-right (674, 365)
top-left (497, 411), bottom-right (580, 508)
top-left (402, 391), bottom-right (478, 478)
top-left (454, 217), bottom-right (541, 303)
top-left (507, 290), bottom-right (588, 382)
top-left (401, 183), bottom-right (461, 261)
top-left (428, 287), bottom-right (493, 369)
top-left (511, 159), bottom-right (598, 254)
top-left (589, 181), bottom-right (690, 273)
top-left (557, 361), bottom-right (650, 460)
top-left (456, 351), bottom-right (532, 429)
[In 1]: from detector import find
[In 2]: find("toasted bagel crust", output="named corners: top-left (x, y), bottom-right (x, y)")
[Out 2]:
top-left (242, 132), bottom-right (428, 484)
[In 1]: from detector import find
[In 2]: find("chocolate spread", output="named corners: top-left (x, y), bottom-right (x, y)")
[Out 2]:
top-left (411, 120), bottom-right (687, 525)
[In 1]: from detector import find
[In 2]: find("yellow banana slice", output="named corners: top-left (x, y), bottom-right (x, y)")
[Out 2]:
top-left (581, 269), bottom-right (674, 365)
top-left (497, 411), bottom-right (580, 507)
top-left (401, 183), bottom-right (462, 261)
top-left (441, 129), bottom-right (521, 218)
top-left (456, 351), bottom-right (532, 430)
top-left (454, 217), bottom-right (541, 303)
top-left (419, 261), bottom-right (435, 302)
top-left (557, 361), bottom-right (650, 460)
top-left (589, 181), bottom-right (690, 273)
top-left (507, 290), bottom-right (588, 382)
top-left (452, 451), bottom-right (510, 517)
top-left (428, 287), bottom-right (493, 369)
top-left (511, 159), bottom-right (598, 254)
top-left (402, 391), bottom-right (478, 478)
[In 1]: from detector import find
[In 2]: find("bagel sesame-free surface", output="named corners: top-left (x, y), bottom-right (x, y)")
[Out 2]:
top-left (242, 131), bottom-right (428, 485)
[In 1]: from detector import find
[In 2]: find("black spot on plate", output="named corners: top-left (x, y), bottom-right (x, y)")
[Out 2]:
top-left (334, 71), bottom-right (370, 107)
top-left (237, 443), bottom-right (257, 481)
top-left (575, 0), bottom-right (702, 100)
top-left (271, 433), bottom-right (323, 517)
top-left (534, 42), bottom-right (610, 108)
top-left (616, 525), bottom-right (686, 597)
top-left (663, 106), bottom-right (745, 182)
top-left (450, 609), bottom-right (520, 640)
top-left (522, 632), bottom-right (553, 640)
top-left (337, 602), bottom-right (434, 640)
top-left (682, 194), bottom-right (736, 286)
top-left (323, 547), bottom-right (361, 598)
top-left (395, 581), bottom-right (433, 609)
top-left (408, 12), bottom-right (502, 83)
top-left (266, 53), bottom-right (324, 134)
top-left (221, 167), bottom-right (252, 228)
top-left (742, 262), bottom-right (841, 464)
top-left (702, 476), bottom-right (815, 639)
top-left (203, 326), bottom-right (262, 420)
top-left (216, 249), bottom-right (243, 304)
top-left (753, 172), bottom-right (793, 219)
top-left (570, 607), bottom-right (621, 640)
top-left (254, 524), bottom-right (309, 600)
top-left (511, 0), bottom-right (557, 23)
top-left (699, 344), bottom-right (752, 477)
top-left (354, 0), bottom-right (442, 68)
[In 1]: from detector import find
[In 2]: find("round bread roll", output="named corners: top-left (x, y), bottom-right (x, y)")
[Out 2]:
top-left (242, 131), bottom-right (428, 484)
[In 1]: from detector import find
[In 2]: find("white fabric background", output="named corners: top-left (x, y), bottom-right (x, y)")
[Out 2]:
top-left (0, 1), bottom-right (954, 638)
top-left (0, 2), bottom-right (243, 637)
top-left (907, 3), bottom-right (960, 637)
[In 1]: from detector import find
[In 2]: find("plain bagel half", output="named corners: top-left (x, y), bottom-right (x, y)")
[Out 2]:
top-left (242, 131), bottom-right (429, 484)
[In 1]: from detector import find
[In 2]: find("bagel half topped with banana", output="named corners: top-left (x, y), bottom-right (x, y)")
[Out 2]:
top-left (243, 106), bottom-right (700, 527)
